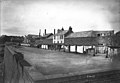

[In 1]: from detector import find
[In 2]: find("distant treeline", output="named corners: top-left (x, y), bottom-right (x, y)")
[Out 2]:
top-left (0, 35), bottom-right (24, 44)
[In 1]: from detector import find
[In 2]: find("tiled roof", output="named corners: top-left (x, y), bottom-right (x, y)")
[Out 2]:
top-left (28, 34), bottom-right (39, 36)
top-left (47, 35), bottom-right (53, 39)
top-left (66, 31), bottom-right (93, 38)
top-left (93, 30), bottom-right (114, 33)
top-left (65, 37), bottom-right (96, 46)
top-left (54, 30), bottom-right (68, 36)
top-left (42, 33), bottom-right (53, 38)
top-left (65, 36), bottom-right (114, 46)
top-left (43, 39), bottom-right (53, 45)
top-left (35, 40), bottom-right (43, 45)
top-left (35, 39), bottom-right (53, 45)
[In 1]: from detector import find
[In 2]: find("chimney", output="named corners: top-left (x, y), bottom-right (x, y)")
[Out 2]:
top-left (61, 27), bottom-right (64, 31)
top-left (39, 29), bottom-right (41, 37)
top-left (44, 29), bottom-right (46, 35)
top-left (69, 26), bottom-right (72, 32)
top-left (54, 29), bottom-right (56, 34)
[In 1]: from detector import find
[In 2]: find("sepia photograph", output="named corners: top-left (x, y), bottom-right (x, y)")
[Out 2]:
top-left (0, 0), bottom-right (120, 83)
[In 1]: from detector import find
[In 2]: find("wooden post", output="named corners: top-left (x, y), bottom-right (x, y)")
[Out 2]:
top-left (58, 45), bottom-right (61, 51)
top-left (55, 45), bottom-right (57, 50)
top-left (68, 45), bottom-right (70, 52)
top-left (83, 46), bottom-right (84, 53)
top-left (106, 47), bottom-right (108, 58)
top-left (75, 45), bottom-right (77, 53)
top-left (45, 45), bottom-right (46, 49)
top-left (63, 45), bottom-right (65, 52)
top-left (95, 46), bottom-right (97, 54)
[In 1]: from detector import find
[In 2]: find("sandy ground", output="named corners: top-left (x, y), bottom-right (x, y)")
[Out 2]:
top-left (13, 46), bottom-right (120, 78)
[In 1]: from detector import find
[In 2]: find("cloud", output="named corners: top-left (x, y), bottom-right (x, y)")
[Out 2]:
top-left (1, 0), bottom-right (120, 35)
top-left (95, 0), bottom-right (120, 32)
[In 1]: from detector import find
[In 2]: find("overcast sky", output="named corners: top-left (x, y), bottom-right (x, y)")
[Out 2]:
top-left (1, 0), bottom-right (120, 36)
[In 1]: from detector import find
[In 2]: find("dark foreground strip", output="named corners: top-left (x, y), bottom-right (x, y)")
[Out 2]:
top-left (35, 70), bottom-right (120, 83)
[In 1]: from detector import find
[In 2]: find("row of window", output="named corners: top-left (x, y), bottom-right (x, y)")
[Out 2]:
top-left (54, 35), bottom-right (64, 39)
top-left (96, 33), bottom-right (112, 37)
top-left (54, 41), bottom-right (63, 43)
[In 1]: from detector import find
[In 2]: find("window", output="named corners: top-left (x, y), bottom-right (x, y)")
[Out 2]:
top-left (101, 33), bottom-right (105, 36)
top-left (97, 34), bottom-right (100, 37)
top-left (60, 35), bottom-right (63, 39)
top-left (61, 41), bottom-right (62, 43)
top-left (57, 41), bottom-right (59, 43)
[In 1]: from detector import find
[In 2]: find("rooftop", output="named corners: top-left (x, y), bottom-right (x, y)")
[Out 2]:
top-left (66, 30), bottom-right (114, 38)
top-left (66, 30), bottom-right (93, 38)
top-left (54, 30), bottom-right (68, 36)
top-left (42, 33), bottom-right (53, 38)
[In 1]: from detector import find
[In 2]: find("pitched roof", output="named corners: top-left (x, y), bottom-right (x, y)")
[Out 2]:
top-left (28, 34), bottom-right (39, 36)
top-left (65, 37), bottom-right (96, 46)
top-left (35, 39), bottom-right (53, 45)
top-left (66, 31), bottom-right (93, 38)
top-left (54, 30), bottom-right (68, 36)
top-left (42, 33), bottom-right (53, 38)
top-left (47, 35), bottom-right (53, 39)
top-left (27, 34), bottom-right (40, 38)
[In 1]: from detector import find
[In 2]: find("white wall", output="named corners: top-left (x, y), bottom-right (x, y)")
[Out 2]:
top-left (53, 35), bottom-right (64, 43)
top-left (70, 46), bottom-right (75, 52)
top-left (77, 46), bottom-right (83, 53)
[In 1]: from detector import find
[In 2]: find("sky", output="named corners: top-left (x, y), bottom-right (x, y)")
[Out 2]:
top-left (1, 0), bottom-right (120, 36)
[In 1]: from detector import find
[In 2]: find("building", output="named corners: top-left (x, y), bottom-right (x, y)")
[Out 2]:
top-left (36, 29), bottom-right (53, 49)
top-left (52, 26), bottom-right (73, 50)
top-left (53, 26), bottom-right (73, 44)
top-left (35, 27), bottom-right (120, 57)
top-left (65, 30), bottom-right (114, 55)
top-left (24, 34), bottom-right (40, 44)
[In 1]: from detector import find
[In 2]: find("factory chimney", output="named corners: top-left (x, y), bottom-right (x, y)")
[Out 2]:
top-left (54, 29), bottom-right (56, 34)
top-left (39, 29), bottom-right (41, 37)
top-left (44, 29), bottom-right (46, 35)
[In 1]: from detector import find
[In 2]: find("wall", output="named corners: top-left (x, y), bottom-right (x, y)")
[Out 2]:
top-left (4, 46), bottom-right (33, 83)
top-left (53, 35), bottom-right (64, 44)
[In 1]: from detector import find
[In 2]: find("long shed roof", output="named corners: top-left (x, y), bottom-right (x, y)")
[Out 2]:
top-left (66, 31), bottom-right (93, 38)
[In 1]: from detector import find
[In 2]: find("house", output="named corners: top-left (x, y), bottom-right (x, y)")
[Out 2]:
top-left (37, 26), bottom-right (73, 50)
top-left (35, 29), bottom-right (53, 49)
top-left (53, 26), bottom-right (73, 44)
top-left (41, 34), bottom-right (53, 49)
top-left (52, 26), bottom-right (73, 50)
